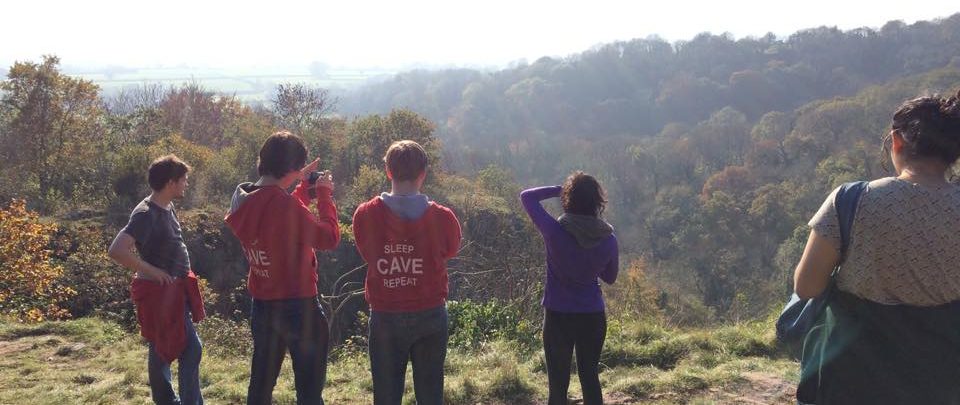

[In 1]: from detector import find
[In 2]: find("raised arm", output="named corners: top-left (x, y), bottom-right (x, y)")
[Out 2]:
top-left (292, 181), bottom-right (341, 251)
top-left (519, 185), bottom-right (563, 235)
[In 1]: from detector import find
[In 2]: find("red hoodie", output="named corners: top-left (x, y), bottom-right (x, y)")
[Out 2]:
top-left (224, 182), bottom-right (340, 300)
top-left (353, 197), bottom-right (461, 312)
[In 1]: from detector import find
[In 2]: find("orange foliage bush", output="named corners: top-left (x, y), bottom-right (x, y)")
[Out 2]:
top-left (0, 199), bottom-right (75, 321)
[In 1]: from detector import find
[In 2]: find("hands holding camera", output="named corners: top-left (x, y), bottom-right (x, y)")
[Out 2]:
top-left (301, 158), bottom-right (334, 197)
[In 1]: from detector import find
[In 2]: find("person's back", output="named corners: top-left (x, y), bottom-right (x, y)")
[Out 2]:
top-left (814, 177), bottom-right (960, 306)
top-left (520, 186), bottom-right (618, 313)
top-left (352, 140), bottom-right (461, 405)
top-left (808, 179), bottom-right (960, 404)
top-left (227, 183), bottom-right (339, 299)
top-left (795, 89), bottom-right (960, 404)
top-left (354, 197), bottom-right (459, 311)
top-left (223, 131), bottom-right (340, 405)
top-left (520, 172), bottom-right (619, 405)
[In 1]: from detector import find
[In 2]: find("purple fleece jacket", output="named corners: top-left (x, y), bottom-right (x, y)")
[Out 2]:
top-left (520, 186), bottom-right (619, 313)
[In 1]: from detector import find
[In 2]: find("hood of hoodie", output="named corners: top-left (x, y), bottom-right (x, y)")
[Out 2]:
top-left (360, 196), bottom-right (440, 238)
top-left (230, 182), bottom-right (259, 214)
top-left (380, 192), bottom-right (430, 220)
top-left (224, 183), bottom-right (284, 242)
top-left (558, 213), bottom-right (614, 249)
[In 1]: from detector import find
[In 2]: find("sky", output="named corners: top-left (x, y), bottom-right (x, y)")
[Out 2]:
top-left (1, 0), bottom-right (958, 69)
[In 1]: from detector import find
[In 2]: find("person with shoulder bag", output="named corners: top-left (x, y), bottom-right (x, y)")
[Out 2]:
top-left (788, 89), bottom-right (960, 404)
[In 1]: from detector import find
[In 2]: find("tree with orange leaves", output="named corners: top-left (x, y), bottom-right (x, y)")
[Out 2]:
top-left (0, 199), bottom-right (75, 321)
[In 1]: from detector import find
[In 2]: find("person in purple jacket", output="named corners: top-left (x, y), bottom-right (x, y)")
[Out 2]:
top-left (520, 171), bottom-right (619, 405)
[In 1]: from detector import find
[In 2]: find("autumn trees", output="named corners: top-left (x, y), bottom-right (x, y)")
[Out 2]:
top-left (0, 55), bottom-right (104, 211)
top-left (4, 12), bottom-right (960, 327)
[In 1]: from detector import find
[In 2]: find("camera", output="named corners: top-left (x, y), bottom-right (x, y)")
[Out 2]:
top-left (306, 170), bottom-right (327, 199)
top-left (307, 171), bottom-right (323, 185)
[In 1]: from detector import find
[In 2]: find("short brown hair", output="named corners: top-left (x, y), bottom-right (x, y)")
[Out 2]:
top-left (383, 140), bottom-right (428, 182)
top-left (148, 154), bottom-right (191, 191)
top-left (561, 171), bottom-right (607, 217)
top-left (258, 131), bottom-right (307, 178)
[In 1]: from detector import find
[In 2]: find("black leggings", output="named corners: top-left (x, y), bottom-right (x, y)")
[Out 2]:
top-left (543, 310), bottom-right (607, 405)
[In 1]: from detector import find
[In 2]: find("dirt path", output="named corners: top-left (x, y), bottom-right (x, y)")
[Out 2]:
top-left (538, 372), bottom-right (796, 404)
top-left (704, 372), bottom-right (795, 404)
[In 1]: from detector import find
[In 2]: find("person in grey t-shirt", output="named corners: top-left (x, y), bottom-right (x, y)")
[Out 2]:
top-left (108, 154), bottom-right (204, 405)
top-left (110, 156), bottom-right (192, 283)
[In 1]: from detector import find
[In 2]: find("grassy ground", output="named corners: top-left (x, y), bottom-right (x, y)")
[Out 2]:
top-left (0, 317), bottom-right (798, 404)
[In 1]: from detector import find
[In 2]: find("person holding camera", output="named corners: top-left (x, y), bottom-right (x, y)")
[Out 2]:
top-left (224, 131), bottom-right (341, 405)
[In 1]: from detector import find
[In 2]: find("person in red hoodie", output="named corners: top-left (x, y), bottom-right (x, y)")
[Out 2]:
top-left (224, 131), bottom-right (340, 405)
top-left (352, 140), bottom-right (461, 405)
top-left (108, 154), bottom-right (205, 405)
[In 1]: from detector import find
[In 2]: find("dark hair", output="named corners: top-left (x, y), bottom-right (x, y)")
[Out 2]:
top-left (258, 131), bottom-right (307, 178)
top-left (383, 140), bottom-right (428, 182)
top-left (561, 171), bottom-right (607, 217)
top-left (883, 89), bottom-right (960, 166)
top-left (148, 154), bottom-right (191, 191)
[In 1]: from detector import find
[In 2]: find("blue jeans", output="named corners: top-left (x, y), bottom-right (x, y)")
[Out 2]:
top-left (368, 305), bottom-right (448, 405)
top-left (247, 297), bottom-right (329, 405)
top-left (148, 311), bottom-right (204, 405)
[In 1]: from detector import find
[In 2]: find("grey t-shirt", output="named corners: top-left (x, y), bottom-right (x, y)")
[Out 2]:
top-left (122, 198), bottom-right (191, 277)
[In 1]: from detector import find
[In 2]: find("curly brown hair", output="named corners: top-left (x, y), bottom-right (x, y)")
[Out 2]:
top-left (882, 89), bottom-right (960, 166)
top-left (561, 171), bottom-right (607, 217)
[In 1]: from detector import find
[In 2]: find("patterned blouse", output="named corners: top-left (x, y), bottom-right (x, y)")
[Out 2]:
top-left (809, 177), bottom-right (960, 306)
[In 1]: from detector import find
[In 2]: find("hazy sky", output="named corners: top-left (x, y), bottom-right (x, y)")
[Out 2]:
top-left (2, 0), bottom-right (957, 69)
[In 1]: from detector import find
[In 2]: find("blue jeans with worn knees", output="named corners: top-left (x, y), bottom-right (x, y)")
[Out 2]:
top-left (247, 297), bottom-right (330, 405)
top-left (148, 310), bottom-right (204, 405)
top-left (369, 305), bottom-right (448, 405)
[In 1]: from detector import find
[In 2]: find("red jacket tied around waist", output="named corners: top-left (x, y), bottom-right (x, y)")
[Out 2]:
top-left (130, 271), bottom-right (205, 364)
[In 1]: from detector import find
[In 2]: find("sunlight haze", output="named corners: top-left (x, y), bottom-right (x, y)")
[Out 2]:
top-left (2, 0), bottom-right (957, 69)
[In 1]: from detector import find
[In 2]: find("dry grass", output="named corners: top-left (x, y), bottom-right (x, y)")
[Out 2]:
top-left (0, 317), bottom-right (798, 404)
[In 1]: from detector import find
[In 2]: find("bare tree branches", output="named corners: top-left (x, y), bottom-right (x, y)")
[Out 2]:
top-left (270, 83), bottom-right (339, 135)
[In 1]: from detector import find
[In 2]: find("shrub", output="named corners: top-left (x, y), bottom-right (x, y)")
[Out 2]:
top-left (606, 258), bottom-right (663, 320)
top-left (447, 299), bottom-right (537, 350)
top-left (612, 377), bottom-right (656, 399)
top-left (54, 226), bottom-right (133, 326)
top-left (0, 199), bottom-right (75, 321)
top-left (485, 362), bottom-right (536, 403)
top-left (602, 337), bottom-right (691, 370)
top-left (195, 315), bottom-right (252, 356)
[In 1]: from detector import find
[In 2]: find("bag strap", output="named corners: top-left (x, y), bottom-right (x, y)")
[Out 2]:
top-left (834, 181), bottom-right (869, 268)
top-left (803, 180), bottom-right (867, 399)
